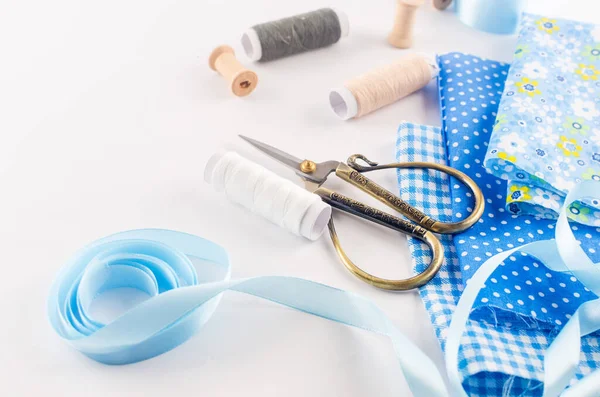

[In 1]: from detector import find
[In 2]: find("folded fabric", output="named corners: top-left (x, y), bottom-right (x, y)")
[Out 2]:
top-left (437, 52), bottom-right (600, 327)
top-left (484, 13), bottom-right (600, 226)
top-left (396, 121), bottom-right (600, 396)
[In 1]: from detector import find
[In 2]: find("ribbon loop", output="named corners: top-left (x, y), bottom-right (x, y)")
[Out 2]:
top-left (48, 180), bottom-right (600, 395)
top-left (48, 229), bottom-right (448, 395)
top-left (446, 181), bottom-right (600, 397)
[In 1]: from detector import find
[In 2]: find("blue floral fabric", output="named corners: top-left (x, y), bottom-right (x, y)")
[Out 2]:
top-left (484, 13), bottom-right (600, 226)
top-left (437, 52), bottom-right (600, 327)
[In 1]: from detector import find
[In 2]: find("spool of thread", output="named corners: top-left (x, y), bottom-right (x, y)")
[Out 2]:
top-left (241, 8), bottom-right (349, 62)
top-left (204, 151), bottom-right (332, 241)
top-left (209, 45), bottom-right (258, 97)
top-left (329, 53), bottom-right (438, 120)
top-left (455, 0), bottom-right (523, 35)
top-left (388, 0), bottom-right (424, 49)
top-left (433, 0), bottom-right (453, 10)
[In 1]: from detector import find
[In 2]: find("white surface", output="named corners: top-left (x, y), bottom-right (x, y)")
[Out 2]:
top-left (0, 1), bottom-right (593, 396)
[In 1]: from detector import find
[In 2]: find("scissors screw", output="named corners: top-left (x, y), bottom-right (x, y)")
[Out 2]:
top-left (300, 160), bottom-right (317, 173)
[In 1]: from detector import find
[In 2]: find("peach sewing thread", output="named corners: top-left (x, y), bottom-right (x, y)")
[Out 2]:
top-left (329, 53), bottom-right (438, 120)
top-left (388, 0), bottom-right (424, 49)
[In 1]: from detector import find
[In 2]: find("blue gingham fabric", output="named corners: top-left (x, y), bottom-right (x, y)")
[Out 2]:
top-left (396, 121), bottom-right (600, 396)
top-left (437, 52), bottom-right (600, 327)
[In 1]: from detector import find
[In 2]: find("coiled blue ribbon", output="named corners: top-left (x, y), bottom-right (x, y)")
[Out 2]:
top-left (455, 0), bottom-right (524, 34)
top-left (47, 229), bottom-right (448, 395)
top-left (48, 181), bottom-right (599, 396)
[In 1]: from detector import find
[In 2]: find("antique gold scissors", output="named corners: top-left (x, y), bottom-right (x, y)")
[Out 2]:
top-left (240, 135), bottom-right (485, 291)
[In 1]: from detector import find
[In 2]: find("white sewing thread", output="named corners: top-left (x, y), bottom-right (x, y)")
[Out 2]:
top-left (329, 53), bottom-right (439, 120)
top-left (204, 151), bottom-right (332, 241)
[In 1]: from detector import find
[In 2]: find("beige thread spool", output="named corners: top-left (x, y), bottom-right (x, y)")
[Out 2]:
top-left (388, 0), bottom-right (424, 49)
top-left (329, 53), bottom-right (438, 120)
top-left (209, 45), bottom-right (258, 97)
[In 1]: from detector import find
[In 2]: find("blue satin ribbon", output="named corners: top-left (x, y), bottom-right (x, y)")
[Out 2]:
top-left (455, 0), bottom-right (524, 34)
top-left (47, 229), bottom-right (448, 396)
top-left (48, 182), bottom-right (600, 396)
top-left (446, 181), bottom-right (600, 397)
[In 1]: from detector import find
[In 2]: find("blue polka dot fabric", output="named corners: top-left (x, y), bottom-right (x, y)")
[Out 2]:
top-left (438, 52), bottom-right (600, 327)
top-left (397, 122), bottom-right (600, 395)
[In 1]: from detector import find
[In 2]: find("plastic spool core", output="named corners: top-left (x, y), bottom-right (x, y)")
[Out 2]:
top-left (332, 9), bottom-right (350, 38)
top-left (329, 86), bottom-right (358, 120)
top-left (302, 202), bottom-right (332, 240)
top-left (241, 28), bottom-right (262, 61)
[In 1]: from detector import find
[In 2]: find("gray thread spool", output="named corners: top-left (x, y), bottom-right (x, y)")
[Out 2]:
top-left (241, 8), bottom-right (349, 62)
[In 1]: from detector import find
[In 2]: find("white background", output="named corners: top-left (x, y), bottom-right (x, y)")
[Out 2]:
top-left (0, 1), bottom-right (595, 396)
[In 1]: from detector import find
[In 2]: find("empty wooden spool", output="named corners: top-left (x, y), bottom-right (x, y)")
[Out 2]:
top-left (388, 0), bottom-right (424, 49)
top-left (209, 45), bottom-right (258, 97)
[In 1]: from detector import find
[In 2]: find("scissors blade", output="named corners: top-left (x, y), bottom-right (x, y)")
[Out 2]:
top-left (239, 135), bottom-right (304, 171)
top-left (239, 135), bottom-right (340, 184)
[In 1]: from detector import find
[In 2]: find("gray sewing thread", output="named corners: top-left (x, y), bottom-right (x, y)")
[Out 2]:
top-left (253, 8), bottom-right (342, 62)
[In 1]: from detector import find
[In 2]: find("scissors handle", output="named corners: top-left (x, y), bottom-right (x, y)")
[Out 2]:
top-left (337, 160), bottom-right (485, 234)
top-left (313, 185), bottom-right (444, 290)
top-left (309, 158), bottom-right (484, 291)
top-left (315, 186), bottom-right (429, 239)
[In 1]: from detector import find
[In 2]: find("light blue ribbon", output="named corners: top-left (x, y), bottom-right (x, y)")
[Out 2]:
top-left (48, 182), bottom-right (600, 396)
top-left (446, 181), bottom-right (600, 396)
top-left (455, 0), bottom-right (524, 34)
top-left (47, 229), bottom-right (448, 396)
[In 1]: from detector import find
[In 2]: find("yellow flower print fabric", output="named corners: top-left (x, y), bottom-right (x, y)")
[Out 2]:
top-left (485, 14), bottom-right (600, 226)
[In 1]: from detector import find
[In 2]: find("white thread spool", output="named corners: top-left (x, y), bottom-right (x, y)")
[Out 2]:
top-left (329, 53), bottom-right (439, 120)
top-left (204, 151), bottom-right (332, 241)
top-left (388, 0), bottom-right (424, 48)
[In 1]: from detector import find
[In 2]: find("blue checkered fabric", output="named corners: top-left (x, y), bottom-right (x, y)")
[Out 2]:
top-left (396, 121), bottom-right (600, 396)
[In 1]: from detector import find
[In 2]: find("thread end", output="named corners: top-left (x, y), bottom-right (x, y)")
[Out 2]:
top-left (416, 52), bottom-right (440, 79)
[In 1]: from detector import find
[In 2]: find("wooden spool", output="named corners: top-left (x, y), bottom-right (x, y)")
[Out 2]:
top-left (387, 0), bottom-right (424, 49)
top-left (209, 45), bottom-right (258, 97)
top-left (433, 0), bottom-right (453, 10)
